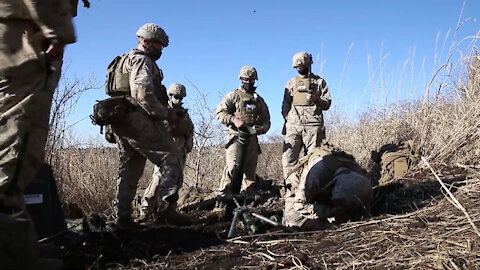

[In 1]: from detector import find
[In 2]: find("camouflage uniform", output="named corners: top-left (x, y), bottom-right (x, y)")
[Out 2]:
top-left (283, 144), bottom-right (372, 229)
top-left (141, 94), bottom-right (194, 215)
top-left (216, 66), bottom-right (271, 194)
top-left (111, 31), bottom-right (182, 225)
top-left (282, 52), bottom-right (331, 211)
top-left (0, 0), bottom-right (75, 268)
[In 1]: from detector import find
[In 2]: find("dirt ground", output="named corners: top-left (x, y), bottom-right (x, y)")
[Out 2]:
top-left (50, 168), bottom-right (480, 269)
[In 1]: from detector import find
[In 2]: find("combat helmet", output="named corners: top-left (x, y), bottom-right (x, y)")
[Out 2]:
top-left (168, 83), bottom-right (186, 98)
top-left (238, 66), bottom-right (258, 80)
top-left (136, 23), bottom-right (169, 47)
top-left (292, 51), bottom-right (313, 68)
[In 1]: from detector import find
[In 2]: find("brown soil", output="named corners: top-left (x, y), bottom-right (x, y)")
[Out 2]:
top-left (54, 169), bottom-right (480, 269)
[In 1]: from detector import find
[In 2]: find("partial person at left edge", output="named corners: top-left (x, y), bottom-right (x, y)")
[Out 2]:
top-left (0, 0), bottom-right (77, 269)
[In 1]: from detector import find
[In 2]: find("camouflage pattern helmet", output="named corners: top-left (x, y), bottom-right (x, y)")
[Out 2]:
top-left (238, 66), bottom-right (258, 80)
top-left (136, 23), bottom-right (169, 47)
top-left (292, 51), bottom-right (313, 68)
top-left (168, 83), bottom-right (186, 98)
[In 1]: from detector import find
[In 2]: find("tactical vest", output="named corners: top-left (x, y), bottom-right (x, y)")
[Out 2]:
top-left (234, 89), bottom-right (261, 126)
top-left (105, 51), bottom-right (168, 105)
top-left (105, 54), bottom-right (130, 96)
top-left (292, 76), bottom-right (313, 106)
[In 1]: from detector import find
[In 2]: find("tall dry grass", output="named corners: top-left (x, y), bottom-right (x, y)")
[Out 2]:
top-left (50, 32), bottom-right (480, 217)
top-left (326, 34), bottom-right (480, 172)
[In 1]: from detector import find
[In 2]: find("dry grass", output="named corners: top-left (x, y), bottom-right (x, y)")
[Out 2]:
top-left (158, 173), bottom-right (480, 269)
top-left (47, 27), bottom-right (480, 269)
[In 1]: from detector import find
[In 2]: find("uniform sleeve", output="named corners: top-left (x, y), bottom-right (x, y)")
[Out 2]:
top-left (256, 97), bottom-right (271, 134)
top-left (314, 79), bottom-right (331, 110)
top-left (129, 56), bottom-right (169, 119)
top-left (281, 80), bottom-right (293, 120)
top-left (22, 0), bottom-right (76, 44)
top-left (215, 91), bottom-right (237, 126)
top-left (185, 112), bottom-right (194, 153)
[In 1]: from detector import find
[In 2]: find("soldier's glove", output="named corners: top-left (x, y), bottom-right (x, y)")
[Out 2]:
top-left (253, 125), bottom-right (263, 135)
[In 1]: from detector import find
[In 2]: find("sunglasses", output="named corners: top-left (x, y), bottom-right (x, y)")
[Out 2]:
top-left (169, 94), bottom-right (183, 99)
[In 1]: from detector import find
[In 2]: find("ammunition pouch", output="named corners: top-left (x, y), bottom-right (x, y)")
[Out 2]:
top-left (91, 96), bottom-right (130, 126)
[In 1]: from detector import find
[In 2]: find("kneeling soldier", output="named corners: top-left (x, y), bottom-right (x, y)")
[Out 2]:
top-left (283, 143), bottom-right (373, 230)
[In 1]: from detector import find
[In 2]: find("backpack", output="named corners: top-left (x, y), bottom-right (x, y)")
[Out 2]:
top-left (378, 140), bottom-right (419, 185)
top-left (105, 54), bottom-right (130, 96)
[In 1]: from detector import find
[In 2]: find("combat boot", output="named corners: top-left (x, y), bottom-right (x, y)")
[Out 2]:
top-left (300, 218), bottom-right (333, 231)
top-left (156, 206), bottom-right (192, 226)
top-left (115, 216), bottom-right (141, 231)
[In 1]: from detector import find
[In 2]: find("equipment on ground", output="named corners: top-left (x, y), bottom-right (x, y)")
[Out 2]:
top-left (226, 195), bottom-right (293, 238)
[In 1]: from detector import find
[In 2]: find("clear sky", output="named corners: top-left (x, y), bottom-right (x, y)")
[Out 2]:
top-left (64, 0), bottom-right (480, 140)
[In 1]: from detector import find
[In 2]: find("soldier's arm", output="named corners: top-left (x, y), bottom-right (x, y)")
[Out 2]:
top-left (256, 97), bottom-right (271, 135)
top-left (314, 79), bottom-right (331, 110)
top-left (22, 0), bottom-right (76, 45)
top-left (281, 81), bottom-right (293, 120)
top-left (129, 56), bottom-right (169, 119)
top-left (215, 91), bottom-right (237, 126)
top-left (185, 112), bottom-right (194, 153)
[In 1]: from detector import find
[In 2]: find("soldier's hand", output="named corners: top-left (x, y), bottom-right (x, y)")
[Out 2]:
top-left (45, 41), bottom-right (65, 61)
top-left (232, 117), bottom-right (244, 129)
top-left (307, 92), bottom-right (318, 103)
top-left (253, 125), bottom-right (263, 135)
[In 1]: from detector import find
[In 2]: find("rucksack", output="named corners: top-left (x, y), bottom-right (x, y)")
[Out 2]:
top-left (105, 53), bottom-right (130, 96)
top-left (378, 140), bottom-right (419, 185)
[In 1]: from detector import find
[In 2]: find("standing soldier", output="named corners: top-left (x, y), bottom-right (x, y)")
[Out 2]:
top-left (282, 51), bottom-right (331, 202)
top-left (0, 0), bottom-right (75, 268)
top-left (216, 66), bottom-right (271, 195)
top-left (109, 23), bottom-right (186, 229)
top-left (140, 83), bottom-right (194, 225)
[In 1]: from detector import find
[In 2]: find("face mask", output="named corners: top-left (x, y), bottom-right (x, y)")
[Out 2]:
top-left (144, 41), bottom-right (163, 61)
top-left (147, 49), bottom-right (162, 61)
top-left (242, 82), bottom-right (256, 93)
top-left (171, 97), bottom-right (183, 107)
top-left (297, 67), bottom-right (309, 75)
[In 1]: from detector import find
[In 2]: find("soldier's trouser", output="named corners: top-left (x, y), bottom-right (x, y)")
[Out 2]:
top-left (282, 155), bottom-right (329, 227)
top-left (0, 20), bottom-right (64, 269)
top-left (112, 110), bottom-right (182, 219)
top-left (218, 135), bottom-right (260, 194)
top-left (141, 148), bottom-right (186, 214)
top-left (282, 124), bottom-right (325, 187)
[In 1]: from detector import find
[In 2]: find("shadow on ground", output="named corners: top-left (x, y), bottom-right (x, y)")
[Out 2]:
top-left (61, 226), bottom-right (224, 269)
top-left (371, 174), bottom-right (466, 216)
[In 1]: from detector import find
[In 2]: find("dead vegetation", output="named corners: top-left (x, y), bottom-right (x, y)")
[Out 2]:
top-left (45, 33), bottom-right (480, 269)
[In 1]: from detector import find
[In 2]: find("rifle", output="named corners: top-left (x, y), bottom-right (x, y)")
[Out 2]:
top-left (227, 196), bottom-right (293, 238)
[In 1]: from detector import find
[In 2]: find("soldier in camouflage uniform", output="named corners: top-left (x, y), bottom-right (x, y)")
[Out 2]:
top-left (140, 83), bottom-right (194, 225)
top-left (110, 23), bottom-right (186, 229)
top-left (0, 0), bottom-right (75, 268)
top-left (283, 143), bottom-right (372, 230)
top-left (282, 51), bottom-right (331, 213)
top-left (216, 66), bottom-right (271, 194)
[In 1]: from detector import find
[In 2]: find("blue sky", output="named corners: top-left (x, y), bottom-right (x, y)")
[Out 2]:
top-left (64, 0), bottom-right (480, 140)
